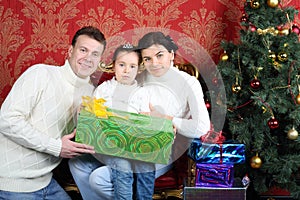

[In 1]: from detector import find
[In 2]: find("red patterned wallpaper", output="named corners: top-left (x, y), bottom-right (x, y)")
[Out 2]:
top-left (1, 0), bottom-right (300, 105)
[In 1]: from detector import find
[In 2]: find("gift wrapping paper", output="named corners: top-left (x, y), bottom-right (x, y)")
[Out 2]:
top-left (188, 139), bottom-right (245, 164)
top-left (75, 109), bottom-right (174, 164)
top-left (195, 163), bottom-right (234, 188)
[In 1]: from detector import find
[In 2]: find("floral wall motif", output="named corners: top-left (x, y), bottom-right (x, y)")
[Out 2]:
top-left (1, 0), bottom-right (299, 105)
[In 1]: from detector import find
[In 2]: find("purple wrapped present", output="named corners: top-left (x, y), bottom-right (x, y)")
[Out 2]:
top-left (188, 139), bottom-right (245, 164)
top-left (195, 163), bottom-right (234, 188)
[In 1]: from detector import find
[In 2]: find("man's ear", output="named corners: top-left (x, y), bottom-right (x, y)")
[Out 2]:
top-left (68, 46), bottom-right (73, 58)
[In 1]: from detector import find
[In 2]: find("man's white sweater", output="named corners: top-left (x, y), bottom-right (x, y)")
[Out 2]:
top-left (0, 60), bottom-right (94, 192)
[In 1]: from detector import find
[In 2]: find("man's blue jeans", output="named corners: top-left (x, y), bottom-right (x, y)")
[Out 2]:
top-left (0, 178), bottom-right (71, 200)
top-left (69, 154), bottom-right (106, 200)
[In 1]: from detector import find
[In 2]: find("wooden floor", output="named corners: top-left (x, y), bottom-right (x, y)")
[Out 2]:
top-left (66, 191), bottom-right (183, 200)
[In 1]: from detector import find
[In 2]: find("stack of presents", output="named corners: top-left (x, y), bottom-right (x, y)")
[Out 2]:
top-left (185, 129), bottom-right (248, 200)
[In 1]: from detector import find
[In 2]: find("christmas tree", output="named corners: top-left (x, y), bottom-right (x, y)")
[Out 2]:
top-left (216, 0), bottom-right (300, 198)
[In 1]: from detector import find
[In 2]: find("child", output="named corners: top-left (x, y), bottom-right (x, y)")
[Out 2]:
top-left (91, 44), bottom-right (155, 200)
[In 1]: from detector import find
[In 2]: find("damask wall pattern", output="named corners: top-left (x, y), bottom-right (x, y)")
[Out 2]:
top-left (1, 0), bottom-right (300, 105)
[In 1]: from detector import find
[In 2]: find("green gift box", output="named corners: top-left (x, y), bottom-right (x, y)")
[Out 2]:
top-left (75, 109), bottom-right (174, 164)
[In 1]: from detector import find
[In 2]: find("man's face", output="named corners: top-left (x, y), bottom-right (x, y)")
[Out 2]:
top-left (141, 44), bottom-right (174, 77)
top-left (114, 51), bottom-right (139, 85)
top-left (68, 35), bottom-right (105, 79)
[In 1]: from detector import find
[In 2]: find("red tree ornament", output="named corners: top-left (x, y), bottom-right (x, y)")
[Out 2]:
top-left (292, 25), bottom-right (300, 35)
top-left (212, 77), bottom-right (219, 86)
top-left (250, 78), bottom-right (261, 89)
top-left (241, 14), bottom-right (248, 23)
top-left (205, 101), bottom-right (211, 110)
top-left (268, 117), bottom-right (279, 129)
top-left (250, 25), bottom-right (257, 32)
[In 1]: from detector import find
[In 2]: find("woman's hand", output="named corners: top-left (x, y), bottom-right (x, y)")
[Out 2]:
top-left (141, 104), bottom-right (173, 121)
top-left (140, 104), bottom-right (176, 139)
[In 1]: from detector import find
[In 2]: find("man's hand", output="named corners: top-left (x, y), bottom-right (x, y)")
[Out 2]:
top-left (60, 129), bottom-right (95, 158)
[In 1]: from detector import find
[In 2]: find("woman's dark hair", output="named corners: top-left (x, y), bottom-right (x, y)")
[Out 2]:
top-left (71, 26), bottom-right (106, 49)
top-left (137, 31), bottom-right (178, 53)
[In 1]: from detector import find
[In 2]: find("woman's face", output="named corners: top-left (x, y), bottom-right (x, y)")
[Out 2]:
top-left (141, 44), bottom-right (174, 77)
top-left (114, 51), bottom-right (139, 85)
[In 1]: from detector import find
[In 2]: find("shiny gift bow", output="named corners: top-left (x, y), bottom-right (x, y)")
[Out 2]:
top-left (81, 96), bottom-right (117, 118)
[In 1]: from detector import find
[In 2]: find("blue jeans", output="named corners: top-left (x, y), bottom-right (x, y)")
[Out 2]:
top-left (0, 178), bottom-right (70, 200)
top-left (134, 170), bottom-right (156, 200)
top-left (105, 156), bottom-right (155, 200)
top-left (69, 154), bottom-right (106, 200)
top-left (70, 154), bottom-right (171, 200)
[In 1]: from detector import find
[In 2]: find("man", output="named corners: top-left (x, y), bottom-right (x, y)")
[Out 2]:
top-left (0, 26), bottom-right (106, 200)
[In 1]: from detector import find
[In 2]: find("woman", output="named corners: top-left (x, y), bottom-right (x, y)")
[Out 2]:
top-left (136, 31), bottom-right (211, 176)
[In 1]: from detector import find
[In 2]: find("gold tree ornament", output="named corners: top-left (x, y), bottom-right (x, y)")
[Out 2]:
top-left (250, 0), bottom-right (260, 9)
top-left (231, 74), bottom-right (242, 93)
top-left (231, 84), bottom-right (242, 93)
top-left (296, 76), bottom-right (300, 104)
top-left (257, 27), bottom-right (278, 36)
top-left (296, 93), bottom-right (300, 105)
top-left (220, 51), bottom-right (229, 61)
top-left (261, 106), bottom-right (267, 113)
top-left (273, 61), bottom-right (282, 70)
top-left (278, 28), bottom-right (289, 35)
top-left (250, 153), bottom-right (262, 169)
top-left (267, 0), bottom-right (279, 8)
top-left (287, 127), bottom-right (299, 140)
top-left (268, 51), bottom-right (277, 62)
top-left (277, 52), bottom-right (288, 62)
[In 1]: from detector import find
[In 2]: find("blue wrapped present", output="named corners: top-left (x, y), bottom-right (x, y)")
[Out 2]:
top-left (195, 163), bottom-right (234, 188)
top-left (188, 139), bottom-right (245, 164)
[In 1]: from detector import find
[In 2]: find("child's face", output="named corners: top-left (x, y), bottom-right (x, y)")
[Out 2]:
top-left (114, 51), bottom-right (139, 85)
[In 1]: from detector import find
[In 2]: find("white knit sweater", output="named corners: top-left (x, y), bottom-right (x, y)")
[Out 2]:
top-left (93, 77), bottom-right (150, 113)
top-left (0, 60), bottom-right (94, 192)
top-left (139, 66), bottom-right (211, 139)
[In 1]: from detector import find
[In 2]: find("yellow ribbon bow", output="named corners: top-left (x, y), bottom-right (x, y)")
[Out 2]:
top-left (81, 96), bottom-right (115, 118)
